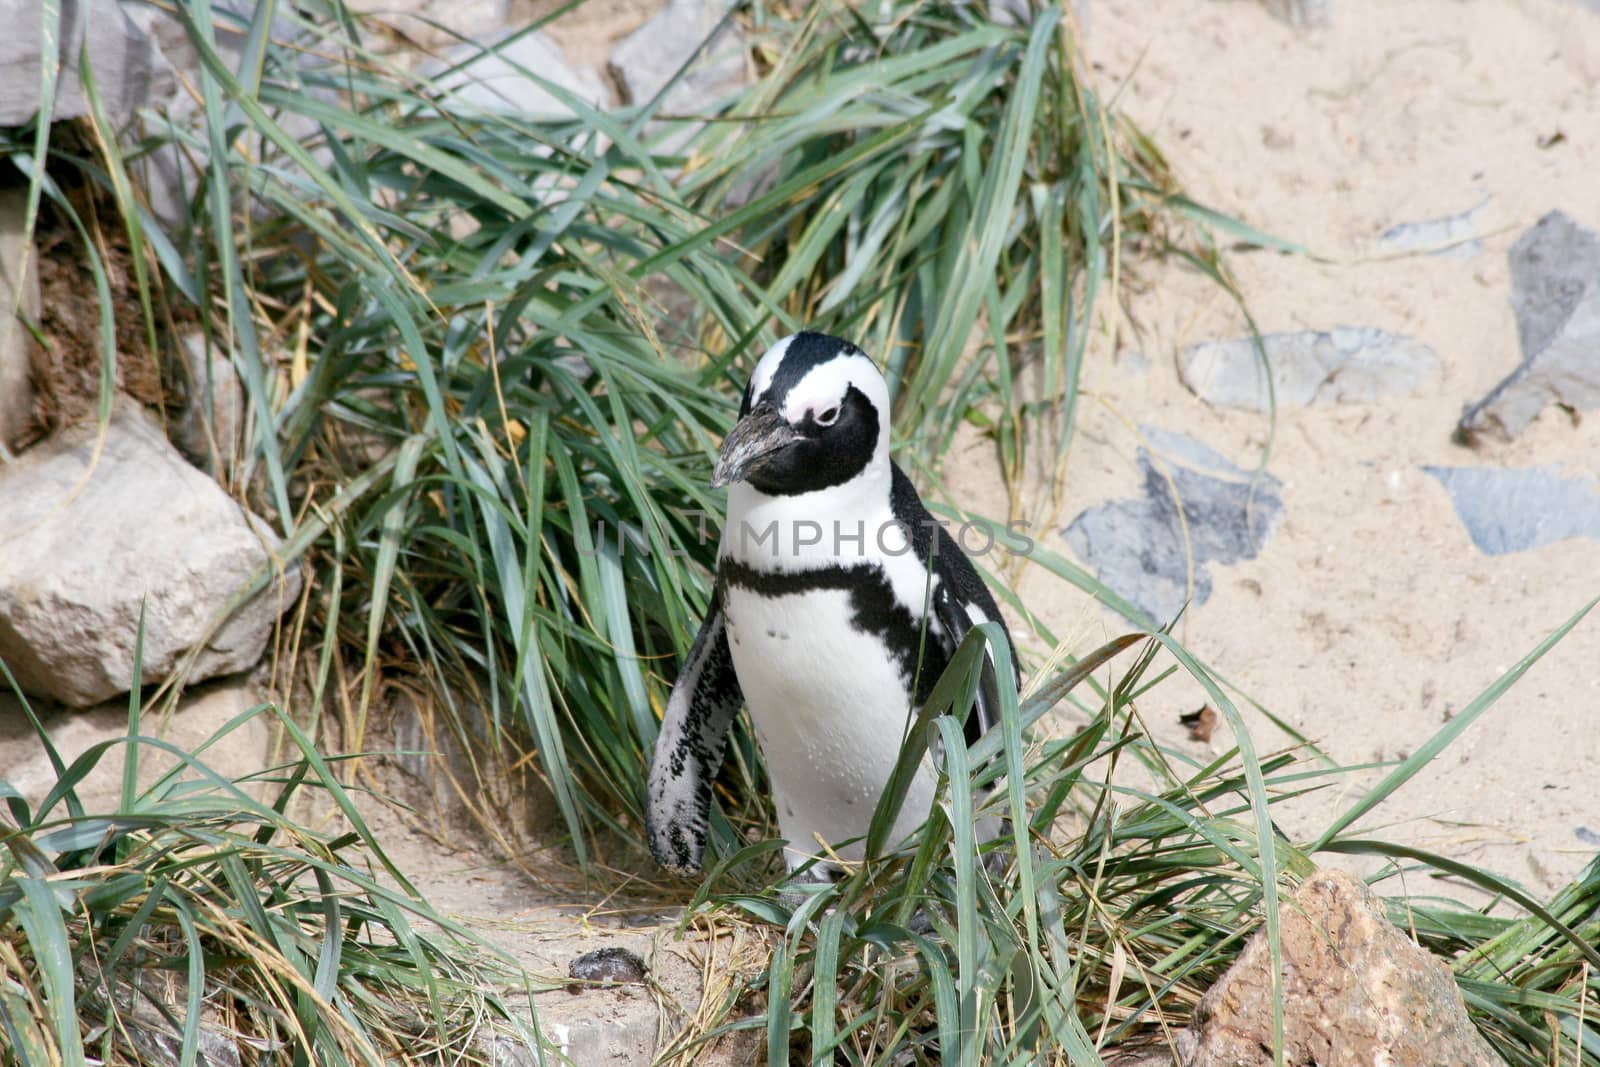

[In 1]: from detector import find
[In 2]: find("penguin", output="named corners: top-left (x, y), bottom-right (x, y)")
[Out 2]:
top-left (645, 331), bottom-right (1018, 876)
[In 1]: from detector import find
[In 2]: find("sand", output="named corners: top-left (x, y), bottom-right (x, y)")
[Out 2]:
top-left (944, 0), bottom-right (1600, 898)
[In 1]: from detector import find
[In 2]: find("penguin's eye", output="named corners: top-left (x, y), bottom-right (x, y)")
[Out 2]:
top-left (815, 406), bottom-right (840, 427)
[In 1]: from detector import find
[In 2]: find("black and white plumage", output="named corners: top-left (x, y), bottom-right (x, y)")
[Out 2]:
top-left (646, 331), bottom-right (1017, 875)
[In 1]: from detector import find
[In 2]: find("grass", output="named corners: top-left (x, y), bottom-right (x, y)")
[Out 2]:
top-left (5, 0), bottom-right (1221, 862)
top-left (660, 601), bottom-right (1600, 1065)
top-left (2, 1), bottom-right (1597, 1065)
top-left (0, 655), bottom-right (544, 1066)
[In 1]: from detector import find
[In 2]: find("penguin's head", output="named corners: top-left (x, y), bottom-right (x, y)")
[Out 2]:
top-left (712, 331), bottom-right (891, 496)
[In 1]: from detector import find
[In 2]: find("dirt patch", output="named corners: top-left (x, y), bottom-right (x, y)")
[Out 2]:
top-left (28, 188), bottom-right (170, 438)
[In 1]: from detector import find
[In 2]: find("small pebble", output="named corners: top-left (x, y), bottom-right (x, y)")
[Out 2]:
top-left (1575, 827), bottom-right (1600, 846)
top-left (566, 947), bottom-right (648, 993)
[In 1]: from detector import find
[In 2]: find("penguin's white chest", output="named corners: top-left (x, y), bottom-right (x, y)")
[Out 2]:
top-left (722, 582), bottom-right (937, 865)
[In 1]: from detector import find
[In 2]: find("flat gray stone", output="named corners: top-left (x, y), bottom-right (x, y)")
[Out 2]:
top-left (1064, 430), bottom-right (1282, 624)
top-left (1260, 0), bottom-right (1332, 26)
top-left (609, 0), bottom-right (746, 113)
top-left (1423, 464), bottom-right (1600, 555)
top-left (0, 398), bottom-right (300, 706)
top-left (1378, 198), bottom-right (1487, 259)
top-left (1458, 210), bottom-right (1600, 441)
top-left (422, 29), bottom-right (610, 117)
top-left (0, 187), bottom-right (37, 453)
top-left (0, 0), bottom-right (177, 127)
top-left (1180, 327), bottom-right (1439, 411)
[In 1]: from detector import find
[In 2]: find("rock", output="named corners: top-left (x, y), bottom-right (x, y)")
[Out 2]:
top-left (990, 0), bottom-right (1092, 33)
top-left (1182, 869), bottom-right (1502, 1067)
top-left (0, 398), bottom-right (300, 706)
top-left (0, 0), bottom-right (177, 128)
top-left (567, 947), bottom-right (649, 992)
top-left (0, 680), bottom-right (272, 815)
top-left (1064, 428), bottom-right (1283, 624)
top-left (1378, 198), bottom-right (1488, 260)
top-left (174, 333), bottom-right (245, 478)
top-left (1458, 211), bottom-right (1600, 441)
top-left (345, 0), bottom-right (511, 48)
top-left (1261, 0), bottom-right (1332, 25)
top-left (541, 1010), bottom-right (658, 1067)
top-left (1179, 327), bottom-right (1439, 411)
top-left (1423, 464), bottom-right (1600, 555)
top-left (123, 2), bottom-right (322, 227)
top-left (609, 0), bottom-right (746, 114)
top-left (0, 186), bottom-right (38, 453)
top-left (422, 29), bottom-right (610, 117)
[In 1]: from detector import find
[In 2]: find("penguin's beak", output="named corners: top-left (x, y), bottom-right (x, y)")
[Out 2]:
top-left (711, 403), bottom-right (798, 488)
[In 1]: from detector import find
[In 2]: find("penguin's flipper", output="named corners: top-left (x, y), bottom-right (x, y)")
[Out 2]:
top-left (646, 585), bottom-right (744, 875)
top-left (932, 579), bottom-right (1004, 749)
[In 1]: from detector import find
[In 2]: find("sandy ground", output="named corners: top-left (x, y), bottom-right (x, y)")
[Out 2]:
top-left (942, 0), bottom-right (1600, 898)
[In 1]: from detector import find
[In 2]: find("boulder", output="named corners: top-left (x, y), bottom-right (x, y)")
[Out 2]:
top-left (1180, 327), bottom-right (1439, 412)
top-left (1182, 869), bottom-right (1501, 1067)
top-left (0, 186), bottom-right (38, 452)
top-left (0, 0), bottom-right (177, 128)
top-left (1458, 210), bottom-right (1600, 441)
top-left (0, 398), bottom-right (300, 706)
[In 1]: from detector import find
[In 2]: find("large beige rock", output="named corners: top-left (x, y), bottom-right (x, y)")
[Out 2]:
top-left (1183, 868), bottom-right (1502, 1067)
top-left (0, 398), bottom-right (300, 706)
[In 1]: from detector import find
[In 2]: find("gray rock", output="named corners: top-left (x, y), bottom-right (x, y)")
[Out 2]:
top-left (1378, 198), bottom-right (1488, 259)
top-left (990, 0), bottom-right (1092, 33)
top-left (0, 0), bottom-right (177, 128)
top-left (123, 2), bottom-right (324, 227)
top-left (345, 0), bottom-right (511, 48)
top-left (1260, 0), bottom-right (1331, 25)
top-left (539, 1000), bottom-right (659, 1067)
top-left (567, 946), bottom-right (648, 989)
top-left (0, 187), bottom-right (38, 453)
top-left (1182, 869), bottom-right (1502, 1067)
top-left (174, 333), bottom-right (245, 478)
top-left (1458, 211), bottom-right (1600, 441)
top-left (0, 399), bottom-right (300, 706)
top-left (422, 29), bottom-right (610, 117)
top-left (1064, 429), bottom-right (1282, 624)
top-left (609, 0), bottom-right (746, 113)
top-left (1179, 327), bottom-right (1439, 412)
top-left (1423, 464), bottom-right (1600, 555)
